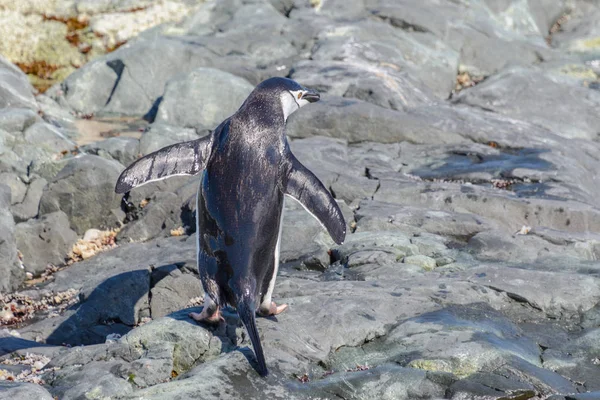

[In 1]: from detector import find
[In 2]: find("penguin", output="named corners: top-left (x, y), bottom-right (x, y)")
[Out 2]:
top-left (115, 77), bottom-right (346, 377)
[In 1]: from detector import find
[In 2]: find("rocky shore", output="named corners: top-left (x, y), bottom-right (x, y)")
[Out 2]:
top-left (2, 0), bottom-right (600, 399)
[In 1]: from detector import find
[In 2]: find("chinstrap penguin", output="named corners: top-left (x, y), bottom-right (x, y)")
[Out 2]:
top-left (115, 77), bottom-right (346, 376)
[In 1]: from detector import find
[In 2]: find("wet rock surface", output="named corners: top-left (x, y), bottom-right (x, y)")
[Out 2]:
top-left (1, 0), bottom-right (600, 399)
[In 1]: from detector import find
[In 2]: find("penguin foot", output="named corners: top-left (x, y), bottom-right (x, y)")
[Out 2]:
top-left (189, 307), bottom-right (224, 324)
top-left (258, 301), bottom-right (288, 316)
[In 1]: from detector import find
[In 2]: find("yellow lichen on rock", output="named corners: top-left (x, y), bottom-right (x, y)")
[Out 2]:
top-left (571, 37), bottom-right (600, 52)
top-left (0, 0), bottom-right (205, 92)
top-left (408, 358), bottom-right (478, 378)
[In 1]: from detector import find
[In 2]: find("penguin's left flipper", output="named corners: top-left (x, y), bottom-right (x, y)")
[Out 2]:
top-left (283, 155), bottom-right (346, 244)
top-left (115, 135), bottom-right (213, 193)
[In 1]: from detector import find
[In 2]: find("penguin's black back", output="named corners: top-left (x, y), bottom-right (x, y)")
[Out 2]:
top-left (197, 102), bottom-right (286, 306)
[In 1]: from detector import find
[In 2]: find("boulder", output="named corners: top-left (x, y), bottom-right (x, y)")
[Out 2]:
top-left (38, 155), bottom-right (124, 234)
top-left (0, 55), bottom-right (37, 110)
top-left (453, 66), bottom-right (600, 140)
top-left (15, 211), bottom-right (78, 276)
top-left (0, 382), bottom-right (54, 400)
top-left (155, 68), bottom-right (254, 129)
top-left (0, 184), bottom-right (23, 292)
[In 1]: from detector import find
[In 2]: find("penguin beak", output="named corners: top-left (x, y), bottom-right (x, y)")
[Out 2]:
top-left (301, 89), bottom-right (320, 103)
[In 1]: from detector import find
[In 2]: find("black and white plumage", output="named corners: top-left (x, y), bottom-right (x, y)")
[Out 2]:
top-left (115, 77), bottom-right (346, 376)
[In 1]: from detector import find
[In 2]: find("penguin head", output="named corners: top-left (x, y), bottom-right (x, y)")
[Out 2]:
top-left (252, 77), bottom-right (320, 122)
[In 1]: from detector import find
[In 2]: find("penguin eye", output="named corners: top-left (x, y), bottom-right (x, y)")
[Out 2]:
top-left (297, 92), bottom-right (302, 99)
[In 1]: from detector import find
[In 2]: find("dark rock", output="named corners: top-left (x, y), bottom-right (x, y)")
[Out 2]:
top-left (38, 155), bottom-right (124, 235)
top-left (15, 211), bottom-right (78, 276)
top-left (155, 68), bottom-right (254, 129)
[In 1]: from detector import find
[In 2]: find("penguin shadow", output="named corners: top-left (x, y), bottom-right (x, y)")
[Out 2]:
top-left (0, 264), bottom-right (275, 375)
top-left (0, 266), bottom-right (164, 356)
top-left (0, 337), bottom-right (49, 357)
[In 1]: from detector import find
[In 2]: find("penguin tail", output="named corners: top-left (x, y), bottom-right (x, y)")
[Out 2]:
top-left (237, 299), bottom-right (268, 377)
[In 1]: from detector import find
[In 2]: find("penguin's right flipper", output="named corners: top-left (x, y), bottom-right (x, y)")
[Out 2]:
top-left (283, 155), bottom-right (346, 244)
top-left (115, 135), bottom-right (213, 193)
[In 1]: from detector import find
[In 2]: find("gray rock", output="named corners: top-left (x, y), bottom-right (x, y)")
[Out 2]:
top-left (42, 267), bottom-right (151, 346)
top-left (453, 24), bottom-right (556, 77)
top-left (155, 68), bottom-right (254, 129)
top-left (0, 55), bottom-right (37, 110)
top-left (46, 361), bottom-right (134, 400)
top-left (15, 211), bottom-right (78, 276)
top-left (121, 307), bottom-right (228, 373)
top-left (38, 155), bottom-right (124, 235)
top-left (551, 6), bottom-right (600, 55)
top-left (447, 372), bottom-right (536, 399)
top-left (463, 265), bottom-right (600, 319)
top-left (298, 364), bottom-right (448, 400)
top-left (364, 0), bottom-right (560, 77)
top-left (51, 57), bottom-right (120, 115)
top-left (280, 205), bottom-right (331, 271)
top-left (138, 123), bottom-right (203, 156)
top-left (23, 122), bottom-right (77, 154)
top-left (373, 175), bottom-right (600, 237)
top-left (0, 382), bottom-right (54, 400)
top-left (10, 175), bottom-right (47, 223)
top-left (123, 175), bottom-right (196, 218)
top-left (36, 94), bottom-right (78, 130)
top-left (355, 201), bottom-right (494, 239)
top-left (18, 236), bottom-right (197, 343)
top-left (329, 303), bottom-right (541, 380)
top-left (0, 172), bottom-right (26, 204)
top-left (309, 19), bottom-right (459, 99)
top-left (118, 191), bottom-right (183, 242)
top-left (287, 96), bottom-right (464, 144)
top-left (291, 60), bottom-right (438, 111)
top-left (149, 266), bottom-right (203, 318)
top-left (0, 184), bottom-right (22, 292)
top-left (0, 108), bottom-right (40, 133)
top-left (453, 66), bottom-right (600, 140)
top-left (82, 136), bottom-right (140, 167)
top-left (403, 254), bottom-right (437, 271)
top-left (53, 36), bottom-right (219, 118)
top-left (6, 0), bottom-right (600, 397)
